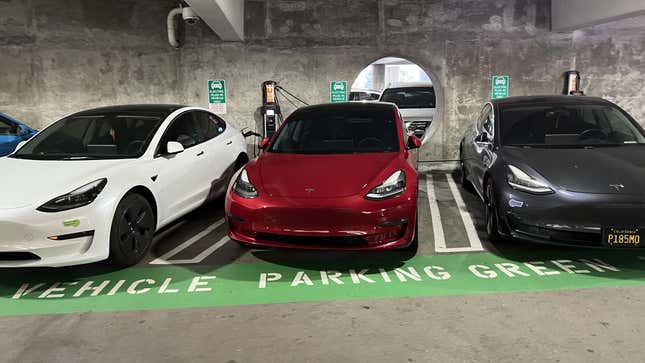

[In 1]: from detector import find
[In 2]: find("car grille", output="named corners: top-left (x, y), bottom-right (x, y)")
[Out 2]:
top-left (507, 217), bottom-right (601, 246)
top-left (256, 233), bottom-right (369, 247)
top-left (0, 252), bottom-right (41, 261)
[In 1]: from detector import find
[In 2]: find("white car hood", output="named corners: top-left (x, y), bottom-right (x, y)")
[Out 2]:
top-left (399, 108), bottom-right (436, 121)
top-left (0, 157), bottom-right (130, 209)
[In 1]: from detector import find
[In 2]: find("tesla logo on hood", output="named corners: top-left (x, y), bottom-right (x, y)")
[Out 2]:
top-left (610, 184), bottom-right (625, 192)
top-left (305, 187), bottom-right (315, 193)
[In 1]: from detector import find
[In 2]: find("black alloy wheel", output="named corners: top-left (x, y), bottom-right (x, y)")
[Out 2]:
top-left (109, 193), bottom-right (155, 267)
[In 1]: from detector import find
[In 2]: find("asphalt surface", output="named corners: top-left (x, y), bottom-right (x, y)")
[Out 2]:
top-left (1, 169), bottom-right (643, 362)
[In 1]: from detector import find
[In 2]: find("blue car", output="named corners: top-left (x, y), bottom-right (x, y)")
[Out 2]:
top-left (0, 113), bottom-right (38, 156)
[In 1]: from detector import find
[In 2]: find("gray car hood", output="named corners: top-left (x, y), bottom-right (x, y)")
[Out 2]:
top-left (500, 146), bottom-right (645, 195)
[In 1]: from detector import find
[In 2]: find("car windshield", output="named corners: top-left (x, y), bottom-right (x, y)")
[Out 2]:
top-left (0, 117), bottom-right (17, 135)
top-left (500, 103), bottom-right (645, 147)
top-left (269, 108), bottom-right (400, 154)
top-left (380, 87), bottom-right (436, 109)
top-left (11, 112), bottom-right (165, 160)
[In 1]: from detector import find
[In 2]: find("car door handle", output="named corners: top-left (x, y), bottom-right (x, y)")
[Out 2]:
top-left (196, 151), bottom-right (204, 156)
top-left (226, 140), bottom-right (233, 145)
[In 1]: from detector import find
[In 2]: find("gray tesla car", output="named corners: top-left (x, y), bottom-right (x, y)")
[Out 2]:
top-left (460, 95), bottom-right (645, 248)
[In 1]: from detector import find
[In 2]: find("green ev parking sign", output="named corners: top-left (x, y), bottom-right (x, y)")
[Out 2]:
top-left (208, 80), bottom-right (227, 114)
top-left (491, 75), bottom-right (509, 99)
top-left (330, 81), bottom-right (348, 103)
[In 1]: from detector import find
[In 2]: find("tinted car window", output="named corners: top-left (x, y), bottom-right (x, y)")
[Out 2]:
top-left (0, 117), bottom-right (17, 135)
top-left (500, 103), bottom-right (645, 146)
top-left (270, 108), bottom-right (400, 154)
top-left (12, 113), bottom-right (165, 160)
top-left (349, 92), bottom-right (380, 101)
top-left (195, 111), bottom-right (226, 142)
top-left (158, 112), bottom-right (199, 153)
top-left (380, 87), bottom-right (436, 109)
top-left (477, 104), bottom-right (492, 134)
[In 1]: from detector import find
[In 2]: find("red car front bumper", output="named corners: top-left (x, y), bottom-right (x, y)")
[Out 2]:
top-left (225, 189), bottom-right (417, 250)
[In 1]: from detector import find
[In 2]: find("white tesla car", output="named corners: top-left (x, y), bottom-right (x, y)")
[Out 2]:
top-left (0, 105), bottom-right (248, 267)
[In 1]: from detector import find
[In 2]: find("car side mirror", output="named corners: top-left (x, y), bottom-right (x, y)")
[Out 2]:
top-left (166, 141), bottom-right (185, 155)
top-left (259, 137), bottom-right (270, 150)
top-left (407, 135), bottom-right (422, 149)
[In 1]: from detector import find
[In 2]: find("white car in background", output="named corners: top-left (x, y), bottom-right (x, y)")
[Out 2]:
top-left (379, 82), bottom-right (436, 142)
top-left (0, 105), bottom-right (248, 267)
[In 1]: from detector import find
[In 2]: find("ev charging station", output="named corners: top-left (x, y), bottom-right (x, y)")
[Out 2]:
top-left (563, 70), bottom-right (584, 95)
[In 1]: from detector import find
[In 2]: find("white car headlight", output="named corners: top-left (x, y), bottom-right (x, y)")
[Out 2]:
top-left (365, 170), bottom-right (406, 200)
top-left (37, 178), bottom-right (108, 212)
top-left (506, 165), bottom-right (553, 195)
top-left (233, 169), bottom-right (258, 198)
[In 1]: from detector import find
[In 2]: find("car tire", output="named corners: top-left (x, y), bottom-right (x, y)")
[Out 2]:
top-left (108, 193), bottom-right (156, 267)
top-left (484, 180), bottom-right (502, 243)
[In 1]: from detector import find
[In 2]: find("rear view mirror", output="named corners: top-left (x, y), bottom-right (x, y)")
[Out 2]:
top-left (259, 137), bottom-right (270, 150)
top-left (407, 135), bottom-right (422, 149)
top-left (166, 141), bottom-right (185, 155)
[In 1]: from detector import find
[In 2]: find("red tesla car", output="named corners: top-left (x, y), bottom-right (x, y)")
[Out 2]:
top-left (225, 102), bottom-right (421, 251)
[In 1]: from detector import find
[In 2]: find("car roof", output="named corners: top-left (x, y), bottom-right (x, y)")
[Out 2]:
top-left (292, 102), bottom-right (397, 114)
top-left (491, 95), bottom-right (613, 106)
top-left (73, 104), bottom-right (188, 116)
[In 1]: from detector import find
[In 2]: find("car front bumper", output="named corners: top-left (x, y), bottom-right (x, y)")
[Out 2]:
top-left (0, 200), bottom-right (114, 267)
top-left (225, 189), bottom-right (417, 250)
top-left (495, 185), bottom-right (645, 248)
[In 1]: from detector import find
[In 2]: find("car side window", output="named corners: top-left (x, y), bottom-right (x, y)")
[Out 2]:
top-left (0, 117), bottom-right (17, 135)
top-left (157, 112), bottom-right (199, 154)
top-left (477, 104), bottom-right (493, 137)
top-left (195, 111), bottom-right (226, 143)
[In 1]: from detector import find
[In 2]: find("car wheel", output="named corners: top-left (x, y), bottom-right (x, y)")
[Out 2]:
top-left (109, 193), bottom-right (156, 267)
top-left (484, 180), bottom-right (502, 243)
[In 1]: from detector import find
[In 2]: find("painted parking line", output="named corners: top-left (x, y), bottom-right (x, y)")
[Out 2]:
top-left (156, 236), bottom-right (231, 265)
top-left (3, 250), bottom-right (645, 316)
top-left (445, 174), bottom-right (484, 252)
top-left (149, 218), bottom-right (226, 265)
top-left (425, 174), bottom-right (447, 252)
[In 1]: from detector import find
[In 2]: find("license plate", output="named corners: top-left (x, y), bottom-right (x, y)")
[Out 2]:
top-left (603, 227), bottom-right (644, 248)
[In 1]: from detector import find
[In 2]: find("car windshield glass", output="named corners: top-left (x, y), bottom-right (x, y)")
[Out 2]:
top-left (269, 108), bottom-right (400, 154)
top-left (11, 112), bottom-right (165, 160)
top-left (500, 103), bottom-right (645, 147)
top-left (0, 117), bottom-right (16, 135)
top-left (380, 87), bottom-right (436, 109)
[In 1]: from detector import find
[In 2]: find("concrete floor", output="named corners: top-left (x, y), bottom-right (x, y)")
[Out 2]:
top-left (2, 287), bottom-right (644, 363)
top-left (1, 170), bottom-right (644, 362)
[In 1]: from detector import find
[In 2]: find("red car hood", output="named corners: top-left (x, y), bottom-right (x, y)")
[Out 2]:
top-left (257, 152), bottom-right (400, 198)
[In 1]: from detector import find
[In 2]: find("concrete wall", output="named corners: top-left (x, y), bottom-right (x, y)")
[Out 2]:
top-left (1, 0), bottom-right (644, 161)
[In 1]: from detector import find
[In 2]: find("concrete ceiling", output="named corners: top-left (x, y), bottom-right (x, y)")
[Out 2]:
top-left (185, 0), bottom-right (244, 41)
top-left (552, 0), bottom-right (645, 31)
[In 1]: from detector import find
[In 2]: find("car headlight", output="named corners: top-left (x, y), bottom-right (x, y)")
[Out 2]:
top-left (365, 170), bottom-right (406, 200)
top-left (233, 169), bottom-right (258, 198)
top-left (37, 179), bottom-right (108, 212)
top-left (506, 165), bottom-right (553, 195)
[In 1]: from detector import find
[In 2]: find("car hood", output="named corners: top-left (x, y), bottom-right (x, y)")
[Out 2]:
top-left (0, 157), bottom-right (130, 209)
top-left (257, 152), bottom-right (401, 198)
top-left (501, 146), bottom-right (645, 195)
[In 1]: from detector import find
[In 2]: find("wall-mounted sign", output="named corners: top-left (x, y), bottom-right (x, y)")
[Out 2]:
top-left (330, 81), bottom-right (348, 103)
top-left (491, 75), bottom-right (509, 99)
top-left (208, 80), bottom-right (227, 114)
